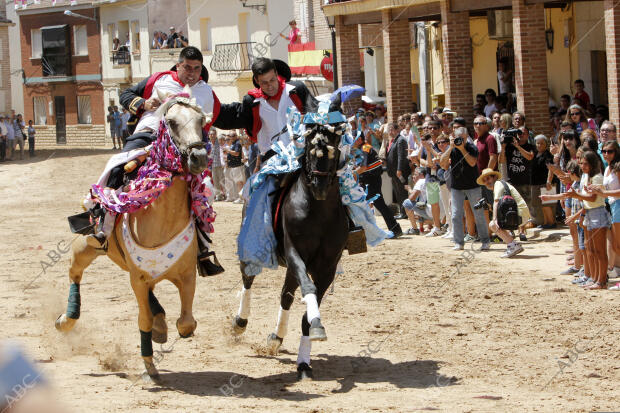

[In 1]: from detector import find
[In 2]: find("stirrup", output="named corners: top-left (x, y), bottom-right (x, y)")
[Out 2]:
top-left (346, 226), bottom-right (367, 255)
top-left (197, 251), bottom-right (225, 277)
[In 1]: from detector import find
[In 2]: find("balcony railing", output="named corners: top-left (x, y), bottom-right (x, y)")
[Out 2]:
top-left (112, 49), bottom-right (131, 65)
top-left (210, 42), bottom-right (255, 72)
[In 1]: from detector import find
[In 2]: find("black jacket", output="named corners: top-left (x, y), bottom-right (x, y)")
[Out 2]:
top-left (386, 134), bottom-right (411, 178)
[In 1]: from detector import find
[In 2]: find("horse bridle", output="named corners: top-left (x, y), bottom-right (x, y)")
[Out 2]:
top-left (162, 95), bottom-right (207, 159)
top-left (304, 125), bottom-right (340, 183)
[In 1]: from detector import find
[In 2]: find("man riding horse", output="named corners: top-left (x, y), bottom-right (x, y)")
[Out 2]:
top-left (82, 46), bottom-right (223, 275)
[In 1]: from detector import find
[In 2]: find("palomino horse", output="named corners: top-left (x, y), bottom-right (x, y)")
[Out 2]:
top-left (232, 96), bottom-right (349, 380)
top-left (55, 86), bottom-right (212, 382)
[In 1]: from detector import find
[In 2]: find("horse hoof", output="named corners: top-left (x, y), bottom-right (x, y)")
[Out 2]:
top-left (297, 362), bottom-right (313, 381)
top-left (231, 316), bottom-right (248, 335)
top-left (176, 319), bottom-right (196, 338)
top-left (141, 371), bottom-right (162, 385)
top-left (142, 361), bottom-right (162, 384)
top-left (309, 319), bottom-right (327, 341)
top-left (55, 314), bottom-right (77, 332)
top-left (152, 313), bottom-right (168, 344)
top-left (266, 333), bottom-right (283, 355)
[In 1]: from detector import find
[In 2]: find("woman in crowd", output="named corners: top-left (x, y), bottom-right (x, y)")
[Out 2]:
top-left (531, 135), bottom-right (556, 229)
top-left (567, 150), bottom-right (609, 289)
top-left (490, 112), bottom-right (501, 134)
top-left (550, 129), bottom-right (581, 271)
top-left (566, 104), bottom-right (598, 136)
top-left (579, 128), bottom-right (598, 145)
top-left (588, 141), bottom-right (620, 289)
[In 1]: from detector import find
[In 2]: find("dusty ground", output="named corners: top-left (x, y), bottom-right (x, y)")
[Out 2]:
top-left (0, 149), bottom-right (618, 413)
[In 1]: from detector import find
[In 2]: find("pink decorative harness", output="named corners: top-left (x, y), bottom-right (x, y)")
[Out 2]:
top-left (90, 114), bottom-right (216, 234)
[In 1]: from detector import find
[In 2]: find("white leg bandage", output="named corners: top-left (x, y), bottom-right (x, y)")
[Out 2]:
top-left (237, 288), bottom-right (251, 319)
top-left (301, 293), bottom-right (320, 324)
top-left (275, 307), bottom-right (290, 338)
top-left (296, 335), bottom-right (312, 365)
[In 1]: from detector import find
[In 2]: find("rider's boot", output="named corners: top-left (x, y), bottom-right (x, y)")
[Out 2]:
top-left (196, 223), bottom-right (224, 276)
top-left (85, 209), bottom-right (114, 248)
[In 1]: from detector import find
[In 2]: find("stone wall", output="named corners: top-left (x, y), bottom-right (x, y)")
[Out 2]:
top-left (34, 124), bottom-right (107, 148)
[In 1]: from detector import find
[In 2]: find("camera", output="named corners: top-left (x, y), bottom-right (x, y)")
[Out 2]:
top-left (500, 128), bottom-right (522, 145)
top-left (453, 136), bottom-right (463, 146)
top-left (422, 134), bottom-right (432, 141)
top-left (472, 198), bottom-right (489, 211)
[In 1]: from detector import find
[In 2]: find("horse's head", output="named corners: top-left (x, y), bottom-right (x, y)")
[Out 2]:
top-left (156, 85), bottom-right (213, 175)
top-left (302, 95), bottom-right (347, 200)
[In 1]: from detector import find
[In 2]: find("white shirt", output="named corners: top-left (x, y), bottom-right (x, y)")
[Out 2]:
top-left (0, 122), bottom-right (7, 136)
top-left (256, 83), bottom-right (296, 154)
top-left (497, 71), bottom-right (510, 94)
top-left (135, 74), bottom-right (215, 133)
top-left (604, 166), bottom-right (620, 204)
top-left (484, 103), bottom-right (497, 118)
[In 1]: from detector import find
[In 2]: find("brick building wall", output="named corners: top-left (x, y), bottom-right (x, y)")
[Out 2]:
top-left (335, 16), bottom-right (362, 112)
top-left (382, 10), bottom-right (411, 123)
top-left (313, 0), bottom-right (331, 50)
top-left (512, 0), bottom-right (551, 137)
top-left (440, 1), bottom-right (473, 127)
top-left (359, 23), bottom-right (383, 48)
top-left (19, 9), bottom-right (105, 147)
top-left (605, 0), bottom-right (620, 126)
top-left (0, 0), bottom-right (12, 114)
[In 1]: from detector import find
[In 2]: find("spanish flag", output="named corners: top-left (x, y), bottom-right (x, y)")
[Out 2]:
top-left (288, 42), bottom-right (329, 76)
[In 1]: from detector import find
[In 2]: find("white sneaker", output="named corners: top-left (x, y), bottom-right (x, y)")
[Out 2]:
top-left (441, 231), bottom-right (453, 239)
top-left (425, 227), bottom-right (442, 237)
top-left (233, 198), bottom-right (244, 204)
top-left (501, 243), bottom-right (524, 258)
top-left (453, 244), bottom-right (464, 251)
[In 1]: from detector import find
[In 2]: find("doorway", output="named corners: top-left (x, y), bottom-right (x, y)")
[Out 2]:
top-left (54, 96), bottom-right (66, 144)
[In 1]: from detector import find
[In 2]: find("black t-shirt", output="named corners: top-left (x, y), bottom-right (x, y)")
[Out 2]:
top-left (449, 141), bottom-right (479, 190)
top-left (531, 150), bottom-right (554, 185)
top-left (505, 142), bottom-right (534, 185)
top-left (227, 141), bottom-right (243, 168)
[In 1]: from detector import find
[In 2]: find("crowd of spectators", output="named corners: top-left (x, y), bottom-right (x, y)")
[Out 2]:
top-left (209, 128), bottom-right (258, 204)
top-left (151, 27), bottom-right (188, 50)
top-left (346, 78), bottom-right (620, 290)
top-left (0, 110), bottom-right (35, 161)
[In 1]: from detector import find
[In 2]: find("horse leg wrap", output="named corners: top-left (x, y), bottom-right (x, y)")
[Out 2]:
top-left (275, 307), bottom-right (290, 338)
top-left (66, 283), bottom-right (81, 319)
top-left (296, 335), bottom-right (312, 366)
top-left (148, 290), bottom-right (165, 316)
top-left (140, 330), bottom-right (153, 357)
top-left (301, 293), bottom-right (320, 324)
top-left (237, 288), bottom-right (251, 319)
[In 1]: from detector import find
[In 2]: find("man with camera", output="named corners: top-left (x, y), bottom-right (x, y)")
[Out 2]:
top-left (440, 127), bottom-right (490, 250)
top-left (477, 168), bottom-right (530, 257)
top-left (499, 124), bottom-right (534, 238)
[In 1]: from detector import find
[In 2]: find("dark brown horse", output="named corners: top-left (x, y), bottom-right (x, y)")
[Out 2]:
top-left (232, 97), bottom-right (349, 380)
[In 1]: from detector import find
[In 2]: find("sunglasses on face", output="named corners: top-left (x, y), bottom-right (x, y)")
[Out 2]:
top-left (601, 129), bottom-right (615, 133)
top-left (563, 136), bottom-right (574, 141)
top-left (570, 112), bottom-right (580, 116)
top-left (473, 122), bottom-right (485, 126)
top-left (602, 149), bottom-right (615, 154)
top-left (437, 140), bottom-right (449, 144)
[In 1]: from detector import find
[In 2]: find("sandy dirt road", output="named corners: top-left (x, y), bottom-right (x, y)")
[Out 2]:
top-left (0, 149), bottom-right (618, 412)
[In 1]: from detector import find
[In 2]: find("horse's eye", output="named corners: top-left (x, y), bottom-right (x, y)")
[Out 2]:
top-left (168, 119), bottom-right (176, 127)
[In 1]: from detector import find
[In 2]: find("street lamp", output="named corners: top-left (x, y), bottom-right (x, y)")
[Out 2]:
top-left (325, 15), bottom-right (339, 90)
top-left (63, 10), bottom-right (97, 22)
